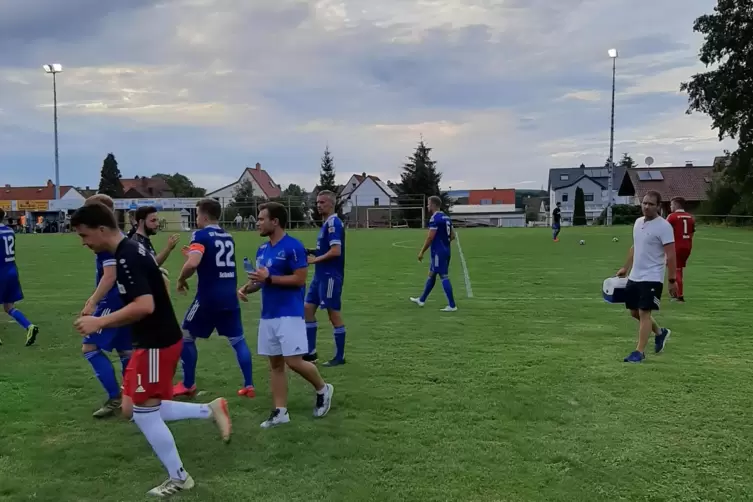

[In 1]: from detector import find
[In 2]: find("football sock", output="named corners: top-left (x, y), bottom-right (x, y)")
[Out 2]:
top-left (419, 274), bottom-right (437, 302)
top-left (85, 350), bottom-right (121, 399)
top-left (132, 405), bottom-right (189, 481)
top-left (228, 336), bottom-right (253, 387)
top-left (676, 268), bottom-right (684, 297)
top-left (119, 354), bottom-right (130, 377)
top-left (7, 308), bottom-right (31, 330)
top-left (333, 326), bottom-right (346, 361)
top-left (159, 400), bottom-right (211, 421)
top-left (306, 321), bottom-right (318, 354)
top-left (180, 338), bottom-right (198, 388)
top-left (441, 277), bottom-right (456, 308)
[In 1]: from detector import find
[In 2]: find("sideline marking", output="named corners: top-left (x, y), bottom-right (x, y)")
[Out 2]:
top-left (455, 231), bottom-right (474, 298)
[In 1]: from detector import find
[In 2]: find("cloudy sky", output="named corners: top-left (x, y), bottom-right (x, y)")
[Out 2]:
top-left (0, 0), bottom-right (735, 193)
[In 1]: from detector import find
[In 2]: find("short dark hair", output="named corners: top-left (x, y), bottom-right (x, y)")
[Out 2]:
top-left (428, 195), bottom-right (442, 208)
top-left (71, 202), bottom-right (118, 229)
top-left (134, 206), bottom-right (157, 223)
top-left (644, 190), bottom-right (662, 205)
top-left (0, 208), bottom-right (5, 222)
top-left (196, 198), bottom-right (222, 221)
top-left (671, 196), bottom-right (686, 208)
top-left (259, 202), bottom-right (288, 228)
top-left (85, 194), bottom-right (114, 211)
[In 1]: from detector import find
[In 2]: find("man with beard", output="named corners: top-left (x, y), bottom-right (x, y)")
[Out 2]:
top-left (131, 206), bottom-right (180, 266)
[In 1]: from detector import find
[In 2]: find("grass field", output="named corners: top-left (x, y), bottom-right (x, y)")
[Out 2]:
top-left (2, 226), bottom-right (753, 502)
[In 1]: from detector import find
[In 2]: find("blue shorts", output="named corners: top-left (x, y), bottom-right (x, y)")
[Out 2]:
top-left (182, 299), bottom-right (243, 339)
top-left (305, 275), bottom-right (343, 311)
top-left (82, 304), bottom-right (132, 352)
top-left (0, 271), bottom-right (23, 304)
top-left (430, 253), bottom-right (450, 276)
top-left (552, 223), bottom-right (561, 230)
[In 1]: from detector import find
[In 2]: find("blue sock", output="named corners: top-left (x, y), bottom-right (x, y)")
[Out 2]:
top-left (181, 338), bottom-right (198, 388)
top-left (85, 350), bottom-right (120, 399)
top-left (229, 336), bottom-right (253, 387)
top-left (420, 274), bottom-right (437, 302)
top-left (119, 354), bottom-right (130, 377)
top-left (8, 308), bottom-right (31, 330)
top-left (333, 326), bottom-right (346, 361)
top-left (441, 277), bottom-right (456, 308)
top-left (306, 321), bottom-right (318, 354)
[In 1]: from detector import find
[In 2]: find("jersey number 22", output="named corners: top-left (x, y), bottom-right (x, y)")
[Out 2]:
top-left (215, 240), bottom-right (235, 267)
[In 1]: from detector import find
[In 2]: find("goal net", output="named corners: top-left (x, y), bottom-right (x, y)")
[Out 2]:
top-left (366, 206), bottom-right (425, 228)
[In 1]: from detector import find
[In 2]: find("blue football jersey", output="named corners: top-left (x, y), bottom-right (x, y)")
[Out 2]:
top-left (255, 234), bottom-right (307, 320)
top-left (0, 224), bottom-right (16, 270)
top-left (188, 225), bottom-right (239, 310)
top-left (95, 250), bottom-right (123, 308)
top-left (429, 211), bottom-right (452, 257)
top-left (314, 215), bottom-right (345, 279)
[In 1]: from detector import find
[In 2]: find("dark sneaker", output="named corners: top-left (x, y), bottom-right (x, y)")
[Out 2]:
top-left (322, 358), bottom-right (345, 367)
top-left (93, 397), bottom-right (121, 418)
top-left (303, 352), bottom-right (318, 364)
top-left (655, 328), bottom-right (671, 354)
top-left (623, 351), bottom-right (645, 363)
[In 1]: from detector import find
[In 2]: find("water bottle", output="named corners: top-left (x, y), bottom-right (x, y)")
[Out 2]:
top-left (243, 257), bottom-right (255, 274)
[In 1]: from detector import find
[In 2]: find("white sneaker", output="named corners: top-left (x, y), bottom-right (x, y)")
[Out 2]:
top-left (313, 383), bottom-right (334, 418)
top-left (410, 297), bottom-right (425, 307)
top-left (147, 474), bottom-right (195, 497)
top-left (208, 398), bottom-right (232, 443)
top-left (260, 408), bottom-right (290, 429)
top-left (440, 306), bottom-right (457, 312)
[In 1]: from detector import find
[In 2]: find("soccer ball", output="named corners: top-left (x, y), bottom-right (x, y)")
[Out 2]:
top-left (612, 237), bottom-right (619, 242)
top-left (579, 240), bottom-right (585, 245)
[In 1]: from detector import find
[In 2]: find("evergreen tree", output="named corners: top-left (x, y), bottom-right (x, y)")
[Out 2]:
top-left (619, 153), bottom-right (637, 169)
top-left (98, 153), bottom-right (124, 197)
top-left (398, 139), bottom-right (451, 226)
top-left (152, 173), bottom-right (206, 197)
top-left (573, 187), bottom-right (587, 226)
top-left (319, 146), bottom-right (337, 192)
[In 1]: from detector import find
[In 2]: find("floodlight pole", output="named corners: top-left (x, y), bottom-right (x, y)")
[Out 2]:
top-left (43, 64), bottom-right (62, 199)
top-left (606, 50), bottom-right (617, 226)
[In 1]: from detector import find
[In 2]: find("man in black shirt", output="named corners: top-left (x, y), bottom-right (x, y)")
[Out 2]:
top-left (71, 202), bottom-right (231, 498)
top-left (131, 205), bottom-right (180, 266)
top-left (552, 202), bottom-right (562, 242)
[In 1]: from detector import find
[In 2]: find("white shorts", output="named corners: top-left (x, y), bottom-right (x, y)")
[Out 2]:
top-left (257, 317), bottom-right (308, 357)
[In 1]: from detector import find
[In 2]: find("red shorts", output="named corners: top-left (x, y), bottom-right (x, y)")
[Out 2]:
top-left (123, 340), bottom-right (183, 405)
top-left (676, 247), bottom-right (692, 268)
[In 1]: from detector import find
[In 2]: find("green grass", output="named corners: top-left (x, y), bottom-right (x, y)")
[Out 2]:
top-left (2, 226), bottom-right (753, 501)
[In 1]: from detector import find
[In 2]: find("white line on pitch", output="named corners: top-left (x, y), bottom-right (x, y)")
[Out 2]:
top-left (454, 231), bottom-right (474, 298)
top-left (697, 236), bottom-right (751, 245)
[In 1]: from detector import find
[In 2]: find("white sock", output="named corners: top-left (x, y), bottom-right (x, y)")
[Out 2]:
top-left (277, 407), bottom-right (288, 415)
top-left (316, 385), bottom-right (327, 395)
top-left (132, 405), bottom-right (188, 481)
top-left (160, 400), bottom-right (212, 422)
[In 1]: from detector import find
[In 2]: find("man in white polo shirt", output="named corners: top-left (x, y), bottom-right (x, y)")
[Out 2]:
top-left (617, 190), bottom-right (678, 363)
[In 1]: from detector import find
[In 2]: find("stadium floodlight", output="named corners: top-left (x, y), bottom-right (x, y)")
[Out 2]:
top-left (42, 64), bottom-right (63, 199)
top-left (606, 48), bottom-right (618, 226)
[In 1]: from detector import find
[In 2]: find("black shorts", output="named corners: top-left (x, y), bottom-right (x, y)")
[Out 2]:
top-left (624, 280), bottom-right (663, 311)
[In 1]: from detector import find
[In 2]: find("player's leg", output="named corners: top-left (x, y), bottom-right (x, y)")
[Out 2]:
top-left (114, 327), bottom-right (133, 376)
top-left (304, 277), bottom-right (321, 362)
top-left (280, 317), bottom-right (334, 418)
top-left (217, 309), bottom-right (255, 397)
top-left (675, 248), bottom-right (689, 301)
top-left (82, 306), bottom-right (123, 417)
top-left (411, 265), bottom-right (438, 306)
top-left (623, 281), bottom-right (646, 362)
top-left (437, 255), bottom-right (456, 311)
top-left (258, 319), bottom-right (291, 428)
top-left (321, 276), bottom-right (346, 366)
top-left (175, 299), bottom-right (208, 396)
top-left (2, 274), bottom-right (38, 346)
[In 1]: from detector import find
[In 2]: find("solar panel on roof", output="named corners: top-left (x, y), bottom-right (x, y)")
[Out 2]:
top-left (649, 170), bottom-right (664, 180)
top-left (637, 171), bottom-right (652, 181)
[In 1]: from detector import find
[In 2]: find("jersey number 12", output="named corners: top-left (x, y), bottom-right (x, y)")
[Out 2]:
top-left (2, 235), bottom-right (14, 257)
top-left (215, 240), bottom-right (235, 267)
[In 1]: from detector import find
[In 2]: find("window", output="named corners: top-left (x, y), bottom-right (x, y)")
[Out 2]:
top-left (584, 193), bottom-right (594, 202)
top-left (562, 194), bottom-right (569, 202)
top-left (373, 197), bottom-right (379, 206)
top-left (480, 199), bottom-right (491, 205)
top-left (560, 174), bottom-right (569, 181)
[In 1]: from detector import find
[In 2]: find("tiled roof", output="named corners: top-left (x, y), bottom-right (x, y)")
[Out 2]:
top-left (623, 167), bottom-right (713, 201)
top-left (243, 164), bottom-right (281, 198)
top-left (121, 177), bottom-right (173, 198)
top-left (0, 180), bottom-right (75, 200)
top-left (468, 188), bottom-right (515, 205)
top-left (548, 166), bottom-right (626, 191)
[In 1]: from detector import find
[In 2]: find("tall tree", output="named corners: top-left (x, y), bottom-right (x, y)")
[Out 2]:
top-left (398, 139), bottom-right (451, 226)
top-left (619, 153), bottom-right (637, 169)
top-left (280, 184), bottom-right (307, 227)
top-left (681, 1), bottom-right (753, 215)
top-left (229, 180), bottom-right (258, 218)
top-left (319, 146), bottom-right (337, 192)
top-left (573, 187), bottom-right (587, 226)
top-left (98, 153), bottom-right (124, 197)
top-left (283, 183), bottom-right (306, 197)
top-left (153, 173), bottom-right (206, 197)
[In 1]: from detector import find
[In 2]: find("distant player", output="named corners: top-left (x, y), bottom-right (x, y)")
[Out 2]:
top-left (80, 194), bottom-right (133, 418)
top-left (410, 195), bottom-right (457, 311)
top-left (552, 202), bottom-right (562, 241)
top-left (131, 206), bottom-right (180, 265)
top-left (617, 190), bottom-right (675, 363)
top-left (304, 190), bottom-right (347, 366)
top-left (239, 202), bottom-right (334, 428)
top-left (71, 202), bottom-right (231, 497)
top-left (666, 197), bottom-right (695, 302)
top-left (0, 208), bottom-right (39, 347)
top-left (174, 198), bottom-right (254, 398)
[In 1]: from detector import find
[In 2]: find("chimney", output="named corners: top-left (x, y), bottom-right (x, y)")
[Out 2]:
top-left (47, 179), bottom-right (53, 186)
top-left (255, 162), bottom-right (261, 170)
top-left (4, 184), bottom-right (9, 188)
top-left (685, 161), bottom-right (693, 167)
top-left (85, 186), bottom-right (90, 190)
top-left (361, 172), bottom-right (366, 178)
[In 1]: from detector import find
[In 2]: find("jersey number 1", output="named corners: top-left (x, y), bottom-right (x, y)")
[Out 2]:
top-left (215, 240), bottom-right (235, 267)
top-left (682, 219), bottom-right (689, 238)
top-left (2, 235), bottom-right (14, 257)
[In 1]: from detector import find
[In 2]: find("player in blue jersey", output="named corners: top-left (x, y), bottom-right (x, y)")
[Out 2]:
top-left (410, 195), bottom-right (457, 311)
top-left (0, 208), bottom-right (39, 347)
top-left (80, 195), bottom-right (133, 418)
top-left (303, 190), bottom-right (347, 367)
top-left (239, 202), bottom-right (334, 428)
top-left (174, 198), bottom-right (254, 398)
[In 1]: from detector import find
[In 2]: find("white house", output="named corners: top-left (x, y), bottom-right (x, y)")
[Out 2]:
top-left (206, 163), bottom-right (282, 206)
top-left (547, 165), bottom-right (631, 224)
top-left (338, 173), bottom-right (398, 210)
top-left (449, 204), bottom-right (525, 228)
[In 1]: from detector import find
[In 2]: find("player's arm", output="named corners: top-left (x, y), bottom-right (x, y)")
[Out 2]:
top-left (617, 246), bottom-right (634, 276)
top-left (310, 221), bottom-right (343, 264)
top-left (253, 245), bottom-right (308, 288)
top-left (91, 256), bottom-right (155, 329)
top-left (449, 225), bottom-right (456, 242)
top-left (177, 237), bottom-right (204, 282)
top-left (419, 217), bottom-right (437, 256)
top-left (155, 234), bottom-right (180, 266)
top-left (87, 259), bottom-right (116, 307)
top-left (661, 224), bottom-right (677, 281)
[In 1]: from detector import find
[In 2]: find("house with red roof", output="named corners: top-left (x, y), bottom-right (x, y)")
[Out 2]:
top-left (617, 162), bottom-right (714, 214)
top-left (206, 163), bottom-right (282, 205)
top-left (120, 176), bottom-right (174, 198)
top-left (0, 179), bottom-right (84, 203)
